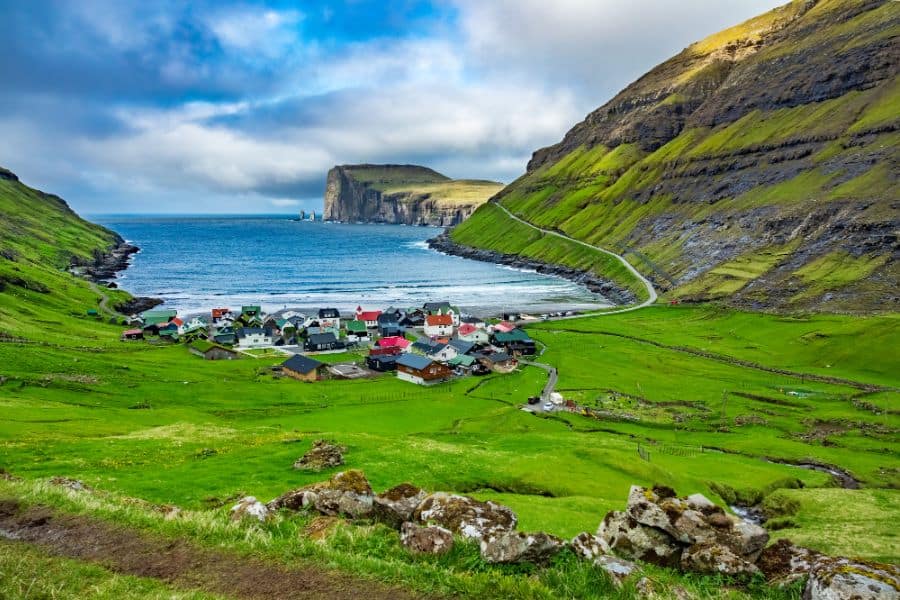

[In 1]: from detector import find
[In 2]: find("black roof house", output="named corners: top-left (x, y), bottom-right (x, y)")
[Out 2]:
top-left (282, 354), bottom-right (324, 375)
top-left (318, 308), bottom-right (340, 319)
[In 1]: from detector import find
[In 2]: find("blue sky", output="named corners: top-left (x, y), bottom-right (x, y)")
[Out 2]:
top-left (0, 0), bottom-right (785, 214)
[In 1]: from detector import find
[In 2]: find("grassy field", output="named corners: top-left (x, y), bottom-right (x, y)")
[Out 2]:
top-left (1, 301), bottom-right (897, 559)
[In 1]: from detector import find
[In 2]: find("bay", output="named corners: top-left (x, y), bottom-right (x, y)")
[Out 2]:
top-left (94, 216), bottom-right (611, 315)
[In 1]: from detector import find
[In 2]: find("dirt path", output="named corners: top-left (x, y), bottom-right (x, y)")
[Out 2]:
top-left (0, 500), bottom-right (429, 600)
top-left (88, 281), bottom-right (125, 320)
top-left (494, 203), bottom-right (658, 314)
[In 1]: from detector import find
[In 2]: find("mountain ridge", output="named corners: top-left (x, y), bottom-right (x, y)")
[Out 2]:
top-left (450, 0), bottom-right (899, 313)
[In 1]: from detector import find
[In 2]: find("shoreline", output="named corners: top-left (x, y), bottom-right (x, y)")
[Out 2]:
top-left (78, 238), bottom-right (164, 315)
top-left (427, 231), bottom-right (637, 307)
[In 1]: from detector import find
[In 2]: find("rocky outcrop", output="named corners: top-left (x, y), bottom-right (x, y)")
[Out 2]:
top-left (427, 231), bottom-right (636, 305)
top-left (72, 241), bottom-right (140, 283)
top-left (323, 164), bottom-right (501, 226)
top-left (570, 531), bottom-right (609, 561)
top-left (293, 439), bottom-right (345, 472)
top-left (597, 485), bottom-right (768, 576)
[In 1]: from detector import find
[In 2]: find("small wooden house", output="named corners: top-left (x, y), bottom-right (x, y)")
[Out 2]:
top-left (281, 354), bottom-right (325, 382)
top-left (396, 354), bottom-right (452, 385)
top-left (317, 308), bottom-right (341, 334)
top-left (479, 352), bottom-right (517, 373)
top-left (120, 329), bottom-right (144, 341)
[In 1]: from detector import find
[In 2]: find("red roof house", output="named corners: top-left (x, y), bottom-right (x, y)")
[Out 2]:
top-left (492, 321), bottom-right (516, 333)
top-left (378, 336), bottom-right (411, 349)
top-left (355, 306), bottom-right (382, 326)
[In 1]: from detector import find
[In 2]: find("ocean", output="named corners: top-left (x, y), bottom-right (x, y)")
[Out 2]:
top-left (94, 216), bottom-right (611, 315)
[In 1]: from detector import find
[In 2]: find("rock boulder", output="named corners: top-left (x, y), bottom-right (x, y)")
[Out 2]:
top-left (757, 539), bottom-right (823, 586)
top-left (373, 483), bottom-right (428, 529)
top-left (230, 496), bottom-right (269, 522)
top-left (480, 530), bottom-right (565, 565)
top-left (413, 492), bottom-right (517, 542)
top-left (293, 439), bottom-right (345, 472)
top-left (268, 469), bottom-right (375, 519)
top-left (596, 510), bottom-right (682, 567)
top-left (595, 555), bottom-right (639, 587)
top-left (571, 531), bottom-right (609, 561)
top-left (681, 541), bottom-right (760, 577)
top-left (804, 556), bottom-right (899, 600)
top-left (400, 522), bottom-right (454, 555)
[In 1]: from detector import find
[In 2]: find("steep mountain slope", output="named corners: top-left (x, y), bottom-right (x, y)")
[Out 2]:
top-left (0, 167), bottom-right (133, 343)
top-left (324, 164), bottom-right (503, 226)
top-left (451, 0), bottom-right (899, 312)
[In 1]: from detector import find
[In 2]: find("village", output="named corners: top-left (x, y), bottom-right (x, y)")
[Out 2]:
top-left (120, 302), bottom-right (570, 408)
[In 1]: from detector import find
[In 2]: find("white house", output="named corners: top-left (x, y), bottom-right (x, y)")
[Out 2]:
top-left (424, 314), bottom-right (454, 337)
top-left (236, 327), bottom-right (274, 348)
top-left (424, 302), bottom-right (461, 326)
top-left (315, 308), bottom-right (341, 335)
top-left (427, 343), bottom-right (459, 362)
top-left (457, 323), bottom-right (490, 344)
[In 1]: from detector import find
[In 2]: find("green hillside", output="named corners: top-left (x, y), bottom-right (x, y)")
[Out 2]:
top-left (453, 0), bottom-right (899, 312)
top-left (0, 168), bottom-right (131, 344)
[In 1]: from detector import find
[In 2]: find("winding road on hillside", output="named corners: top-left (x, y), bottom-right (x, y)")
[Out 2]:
top-left (494, 203), bottom-right (658, 316)
top-left (495, 202), bottom-right (660, 403)
top-left (88, 281), bottom-right (125, 320)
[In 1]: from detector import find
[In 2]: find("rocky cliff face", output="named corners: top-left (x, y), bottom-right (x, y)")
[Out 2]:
top-left (323, 164), bottom-right (501, 226)
top-left (453, 0), bottom-right (899, 312)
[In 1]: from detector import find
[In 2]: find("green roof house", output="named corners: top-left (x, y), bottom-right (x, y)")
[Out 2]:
top-left (142, 309), bottom-right (177, 326)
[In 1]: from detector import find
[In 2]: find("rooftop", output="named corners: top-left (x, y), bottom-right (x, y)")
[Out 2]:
top-left (396, 353), bottom-right (433, 371)
top-left (282, 354), bottom-right (324, 374)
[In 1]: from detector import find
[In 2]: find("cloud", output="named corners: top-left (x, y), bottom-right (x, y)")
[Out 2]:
top-left (206, 7), bottom-right (303, 56)
top-left (0, 0), bottom-right (788, 213)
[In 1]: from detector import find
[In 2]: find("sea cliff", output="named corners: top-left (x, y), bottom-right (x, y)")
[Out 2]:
top-left (323, 164), bottom-right (502, 226)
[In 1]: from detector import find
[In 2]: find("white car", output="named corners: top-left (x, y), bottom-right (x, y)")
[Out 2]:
top-left (542, 402), bottom-right (554, 411)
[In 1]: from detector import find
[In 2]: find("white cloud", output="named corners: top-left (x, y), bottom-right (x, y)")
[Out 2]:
top-left (0, 1), bottom-right (792, 213)
top-left (206, 8), bottom-right (303, 57)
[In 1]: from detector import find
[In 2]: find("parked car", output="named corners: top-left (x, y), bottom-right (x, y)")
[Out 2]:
top-left (527, 396), bottom-right (540, 405)
top-left (543, 402), bottom-right (554, 411)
